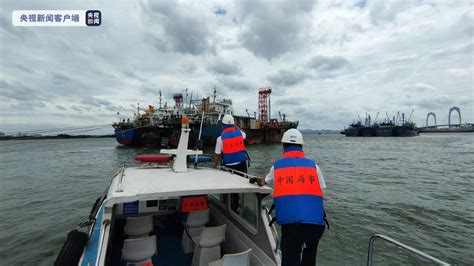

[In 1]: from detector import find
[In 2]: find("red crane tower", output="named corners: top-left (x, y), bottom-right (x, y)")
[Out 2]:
top-left (258, 87), bottom-right (272, 123)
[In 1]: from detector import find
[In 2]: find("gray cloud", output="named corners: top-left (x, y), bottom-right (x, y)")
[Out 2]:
top-left (122, 68), bottom-right (146, 82)
top-left (79, 97), bottom-right (134, 113)
top-left (81, 97), bottom-right (113, 108)
top-left (267, 69), bottom-right (311, 86)
top-left (11, 62), bottom-right (36, 74)
top-left (18, 101), bottom-right (46, 108)
top-left (402, 96), bottom-right (456, 111)
top-left (214, 7), bottom-right (227, 16)
top-left (51, 72), bottom-right (73, 83)
top-left (139, 86), bottom-right (159, 97)
top-left (307, 55), bottom-right (349, 72)
top-left (55, 105), bottom-right (67, 111)
top-left (105, 104), bottom-right (134, 113)
top-left (0, 80), bottom-right (48, 109)
top-left (266, 55), bottom-right (351, 88)
top-left (0, 13), bottom-right (37, 41)
top-left (430, 43), bottom-right (474, 60)
top-left (275, 97), bottom-right (307, 106)
top-left (48, 71), bottom-right (86, 97)
top-left (180, 63), bottom-right (198, 73)
top-left (218, 77), bottom-right (255, 92)
top-left (208, 59), bottom-right (241, 76)
top-left (142, 2), bottom-right (216, 55)
top-left (0, 0), bottom-right (472, 132)
top-left (70, 105), bottom-right (90, 112)
top-left (236, 0), bottom-right (316, 59)
top-left (368, 1), bottom-right (412, 25)
top-left (402, 83), bottom-right (435, 92)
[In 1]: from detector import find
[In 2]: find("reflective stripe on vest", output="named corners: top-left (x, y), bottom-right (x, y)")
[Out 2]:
top-left (273, 146), bottom-right (324, 225)
top-left (221, 125), bottom-right (246, 165)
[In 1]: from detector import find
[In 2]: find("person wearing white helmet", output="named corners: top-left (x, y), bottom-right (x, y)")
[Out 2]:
top-left (251, 128), bottom-right (327, 266)
top-left (214, 114), bottom-right (248, 213)
top-left (214, 114), bottom-right (248, 172)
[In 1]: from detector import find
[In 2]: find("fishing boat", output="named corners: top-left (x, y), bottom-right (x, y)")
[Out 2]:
top-left (342, 112), bottom-right (419, 137)
top-left (57, 117), bottom-right (448, 266)
top-left (112, 88), bottom-right (298, 147)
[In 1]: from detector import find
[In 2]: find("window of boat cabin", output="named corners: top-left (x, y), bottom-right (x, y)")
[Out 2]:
top-left (230, 193), bottom-right (258, 233)
top-left (209, 194), bottom-right (225, 208)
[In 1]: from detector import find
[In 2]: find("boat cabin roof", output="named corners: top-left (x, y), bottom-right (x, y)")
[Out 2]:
top-left (104, 167), bottom-right (272, 207)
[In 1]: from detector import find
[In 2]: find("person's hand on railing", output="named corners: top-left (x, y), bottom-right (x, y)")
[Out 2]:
top-left (249, 177), bottom-right (265, 186)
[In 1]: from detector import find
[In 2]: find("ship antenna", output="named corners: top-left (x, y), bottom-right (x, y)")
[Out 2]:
top-left (194, 110), bottom-right (205, 169)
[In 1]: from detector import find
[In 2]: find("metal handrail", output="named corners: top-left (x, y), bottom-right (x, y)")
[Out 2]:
top-left (262, 204), bottom-right (280, 252)
top-left (218, 165), bottom-right (260, 179)
top-left (95, 219), bottom-right (111, 266)
top-left (367, 234), bottom-right (450, 266)
top-left (115, 165), bottom-right (125, 192)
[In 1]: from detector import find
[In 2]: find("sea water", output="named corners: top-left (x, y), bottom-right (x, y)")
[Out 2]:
top-left (0, 133), bottom-right (472, 265)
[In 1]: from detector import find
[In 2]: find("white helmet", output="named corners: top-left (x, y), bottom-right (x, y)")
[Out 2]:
top-left (281, 129), bottom-right (304, 144)
top-left (222, 114), bottom-right (235, 125)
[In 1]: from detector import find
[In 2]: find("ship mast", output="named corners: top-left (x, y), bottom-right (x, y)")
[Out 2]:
top-left (159, 90), bottom-right (162, 108)
top-left (408, 109), bottom-right (414, 122)
top-left (185, 86), bottom-right (188, 109)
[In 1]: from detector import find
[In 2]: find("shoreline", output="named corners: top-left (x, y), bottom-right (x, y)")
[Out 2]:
top-left (0, 134), bottom-right (115, 141)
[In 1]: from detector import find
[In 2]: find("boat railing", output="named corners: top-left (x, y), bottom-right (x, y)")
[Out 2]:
top-left (262, 203), bottom-right (280, 253)
top-left (115, 164), bottom-right (126, 193)
top-left (367, 234), bottom-right (450, 266)
top-left (95, 218), bottom-right (111, 265)
top-left (218, 166), bottom-right (261, 180)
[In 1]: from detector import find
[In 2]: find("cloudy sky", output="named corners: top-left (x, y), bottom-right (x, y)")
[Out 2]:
top-left (0, 0), bottom-right (473, 133)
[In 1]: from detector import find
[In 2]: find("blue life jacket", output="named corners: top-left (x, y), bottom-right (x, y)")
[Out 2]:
top-left (273, 146), bottom-right (325, 225)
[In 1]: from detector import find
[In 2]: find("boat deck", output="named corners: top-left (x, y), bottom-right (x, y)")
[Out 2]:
top-left (105, 167), bottom-right (273, 207)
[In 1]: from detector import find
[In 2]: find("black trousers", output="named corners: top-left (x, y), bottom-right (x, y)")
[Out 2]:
top-left (226, 162), bottom-right (247, 212)
top-left (281, 223), bottom-right (325, 266)
top-left (225, 161), bottom-right (247, 175)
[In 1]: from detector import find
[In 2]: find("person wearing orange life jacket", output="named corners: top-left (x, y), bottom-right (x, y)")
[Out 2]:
top-left (213, 114), bottom-right (248, 174)
top-left (252, 129), bottom-right (326, 266)
top-left (214, 114), bottom-right (248, 213)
